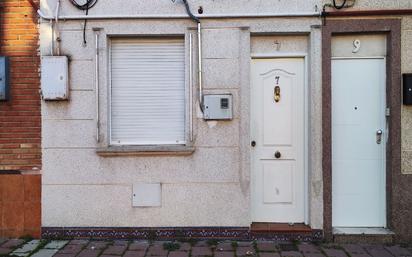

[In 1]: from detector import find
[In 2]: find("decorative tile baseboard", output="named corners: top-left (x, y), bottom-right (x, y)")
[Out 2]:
top-left (42, 227), bottom-right (323, 241)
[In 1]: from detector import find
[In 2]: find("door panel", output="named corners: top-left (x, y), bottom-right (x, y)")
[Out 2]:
top-left (251, 58), bottom-right (305, 223)
top-left (332, 58), bottom-right (386, 227)
top-left (263, 161), bottom-right (294, 204)
top-left (263, 74), bottom-right (293, 146)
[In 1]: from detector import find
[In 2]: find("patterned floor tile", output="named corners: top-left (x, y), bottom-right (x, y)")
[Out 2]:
top-left (281, 251), bottom-right (304, 257)
top-left (44, 240), bottom-right (69, 250)
top-left (385, 245), bottom-right (412, 257)
top-left (30, 249), bottom-right (59, 257)
top-left (192, 246), bottom-right (213, 256)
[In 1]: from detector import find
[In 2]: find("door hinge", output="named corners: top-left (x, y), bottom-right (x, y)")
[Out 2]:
top-left (386, 108), bottom-right (391, 117)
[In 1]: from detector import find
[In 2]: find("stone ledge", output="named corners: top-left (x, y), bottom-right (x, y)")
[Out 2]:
top-left (96, 145), bottom-right (196, 157)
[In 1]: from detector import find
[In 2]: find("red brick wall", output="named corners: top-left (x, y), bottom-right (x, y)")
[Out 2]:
top-left (0, 0), bottom-right (41, 172)
top-left (0, 0), bottom-right (41, 238)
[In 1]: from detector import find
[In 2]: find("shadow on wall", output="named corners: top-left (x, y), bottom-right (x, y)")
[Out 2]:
top-left (0, 0), bottom-right (41, 172)
top-left (0, 0), bottom-right (42, 239)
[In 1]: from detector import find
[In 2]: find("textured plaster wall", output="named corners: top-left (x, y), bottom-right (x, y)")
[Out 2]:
top-left (40, 0), bottom-right (324, 228)
top-left (40, 0), bottom-right (412, 233)
top-left (397, 17), bottom-right (412, 242)
top-left (401, 17), bottom-right (412, 175)
top-left (41, 20), bottom-right (249, 227)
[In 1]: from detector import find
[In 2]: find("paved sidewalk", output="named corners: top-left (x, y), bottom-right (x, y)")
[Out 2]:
top-left (0, 239), bottom-right (411, 257)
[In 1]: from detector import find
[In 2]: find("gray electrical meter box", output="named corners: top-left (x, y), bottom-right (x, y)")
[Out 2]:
top-left (41, 56), bottom-right (69, 100)
top-left (0, 57), bottom-right (10, 101)
top-left (203, 94), bottom-right (233, 120)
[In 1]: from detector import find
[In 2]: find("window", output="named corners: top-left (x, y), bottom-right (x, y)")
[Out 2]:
top-left (110, 38), bottom-right (186, 145)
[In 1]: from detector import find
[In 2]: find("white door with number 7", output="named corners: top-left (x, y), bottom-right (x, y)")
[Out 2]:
top-left (251, 58), bottom-right (305, 223)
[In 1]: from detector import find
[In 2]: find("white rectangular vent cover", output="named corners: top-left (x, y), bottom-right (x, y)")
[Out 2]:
top-left (132, 183), bottom-right (162, 207)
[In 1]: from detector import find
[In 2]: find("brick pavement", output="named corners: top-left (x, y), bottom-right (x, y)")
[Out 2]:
top-left (0, 239), bottom-right (411, 257)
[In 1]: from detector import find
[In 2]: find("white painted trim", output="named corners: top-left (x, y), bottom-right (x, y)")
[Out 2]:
top-left (332, 56), bottom-right (386, 60)
top-left (250, 53), bottom-right (309, 225)
top-left (189, 33), bottom-right (194, 142)
top-left (110, 140), bottom-right (187, 146)
top-left (333, 227), bottom-right (394, 235)
top-left (303, 55), bottom-right (309, 225)
top-left (252, 52), bottom-right (308, 59)
top-left (108, 38), bottom-right (113, 146)
top-left (184, 32), bottom-right (190, 145)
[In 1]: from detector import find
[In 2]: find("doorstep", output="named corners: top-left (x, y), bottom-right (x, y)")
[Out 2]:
top-left (333, 227), bottom-right (395, 244)
top-left (250, 223), bottom-right (322, 241)
top-left (251, 223), bottom-right (312, 232)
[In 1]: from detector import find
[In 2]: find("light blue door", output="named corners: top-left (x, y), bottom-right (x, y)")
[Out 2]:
top-left (332, 58), bottom-right (386, 227)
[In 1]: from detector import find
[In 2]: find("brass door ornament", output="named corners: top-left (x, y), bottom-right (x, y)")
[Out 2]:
top-left (274, 86), bottom-right (281, 103)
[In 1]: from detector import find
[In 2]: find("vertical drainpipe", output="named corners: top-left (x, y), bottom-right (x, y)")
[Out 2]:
top-left (55, 0), bottom-right (61, 56)
top-left (197, 22), bottom-right (203, 112)
top-left (93, 28), bottom-right (101, 143)
top-left (182, 0), bottom-right (203, 112)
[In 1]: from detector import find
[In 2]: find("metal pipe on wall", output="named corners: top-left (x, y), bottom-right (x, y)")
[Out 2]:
top-left (197, 22), bottom-right (203, 112)
top-left (93, 28), bottom-right (101, 143)
top-left (37, 10), bottom-right (321, 20)
top-left (55, 0), bottom-right (61, 56)
top-left (189, 33), bottom-right (193, 142)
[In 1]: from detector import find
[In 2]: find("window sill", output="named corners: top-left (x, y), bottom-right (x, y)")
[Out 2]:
top-left (96, 145), bottom-right (195, 157)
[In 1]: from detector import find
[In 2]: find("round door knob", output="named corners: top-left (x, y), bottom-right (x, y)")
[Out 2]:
top-left (274, 151), bottom-right (281, 159)
top-left (251, 141), bottom-right (256, 147)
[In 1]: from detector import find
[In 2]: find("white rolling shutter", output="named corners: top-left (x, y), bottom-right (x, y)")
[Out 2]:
top-left (110, 38), bottom-right (186, 145)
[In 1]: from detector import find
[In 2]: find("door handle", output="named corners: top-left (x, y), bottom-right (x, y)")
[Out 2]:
top-left (376, 129), bottom-right (383, 144)
top-left (274, 151), bottom-right (281, 159)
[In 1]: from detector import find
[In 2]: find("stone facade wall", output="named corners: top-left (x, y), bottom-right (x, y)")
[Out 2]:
top-left (39, 0), bottom-right (324, 229)
top-left (39, 0), bottom-right (412, 242)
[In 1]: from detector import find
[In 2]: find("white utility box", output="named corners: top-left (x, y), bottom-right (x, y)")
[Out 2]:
top-left (132, 183), bottom-right (162, 207)
top-left (41, 56), bottom-right (69, 100)
top-left (203, 94), bottom-right (233, 120)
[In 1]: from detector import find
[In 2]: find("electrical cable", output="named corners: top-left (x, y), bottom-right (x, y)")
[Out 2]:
top-left (68, 0), bottom-right (98, 10)
top-left (181, 0), bottom-right (200, 23)
top-left (332, 0), bottom-right (347, 9)
top-left (68, 0), bottom-right (98, 45)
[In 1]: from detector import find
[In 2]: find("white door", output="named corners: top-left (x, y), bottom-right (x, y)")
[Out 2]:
top-left (332, 58), bottom-right (386, 227)
top-left (251, 58), bottom-right (305, 223)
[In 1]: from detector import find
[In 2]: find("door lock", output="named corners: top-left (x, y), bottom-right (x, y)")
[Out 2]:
top-left (274, 151), bottom-right (281, 159)
top-left (376, 129), bottom-right (383, 144)
top-left (251, 141), bottom-right (256, 147)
